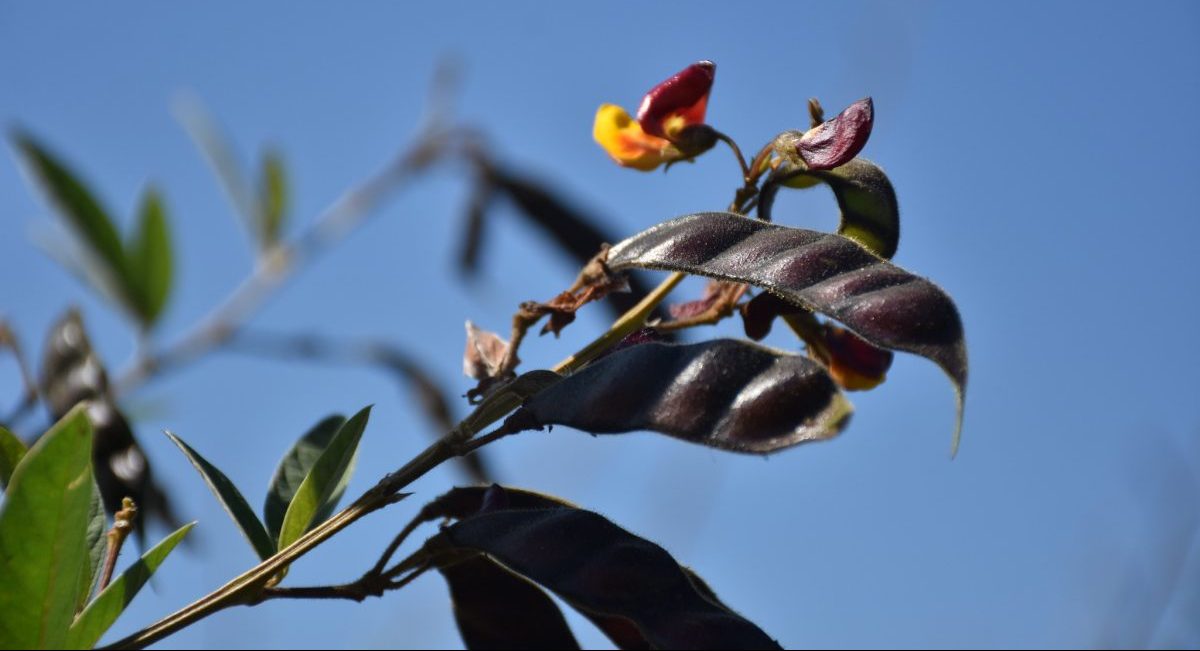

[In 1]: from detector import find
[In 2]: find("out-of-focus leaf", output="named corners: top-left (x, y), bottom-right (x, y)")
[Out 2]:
top-left (226, 330), bottom-right (492, 484)
top-left (428, 504), bottom-right (781, 650)
top-left (477, 163), bottom-right (665, 321)
top-left (0, 321), bottom-right (37, 411)
top-left (39, 309), bottom-right (177, 532)
top-left (258, 150), bottom-right (288, 248)
top-left (173, 97), bottom-right (259, 244)
top-left (440, 554), bottom-right (581, 650)
top-left (457, 175), bottom-right (495, 275)
top-left (0, 425), bottom-right (26, 490)
top-left (126, 188), bottom-right (173, 327)
top-left (511, 339), bottom-right (851, 454)
top-left (606, 211), bottom-right (967, 452)
top-left (165, 432), bottom-right (274, 561)
top-left (77, 484), bottom-right (106, 612)
top-left (276, 406), bottom-right (369, 551)
top-left (66, 522), bottom-right (194, 650)
top-left (0, 406), bottom-right (93, 650)
top-left (12, 133), bottom-right (129, 304)
top-left (759, 158), bottom-right (899, 259)
top-left (263, 415), bottom-right (346, 543)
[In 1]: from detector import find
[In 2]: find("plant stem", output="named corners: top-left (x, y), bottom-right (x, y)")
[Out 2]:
top-left (105, 263), bottom-right (688, 650)
top-left (103, 436), bottom-right (454, 649)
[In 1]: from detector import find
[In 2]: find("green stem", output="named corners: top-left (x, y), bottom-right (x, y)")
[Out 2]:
top-left (105, 260), bottom-right (688, 651)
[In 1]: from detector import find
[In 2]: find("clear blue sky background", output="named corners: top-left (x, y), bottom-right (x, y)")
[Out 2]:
top-left (2, 1), bottom-right (1199, 648)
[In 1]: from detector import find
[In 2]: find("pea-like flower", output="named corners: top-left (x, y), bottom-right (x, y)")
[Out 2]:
top-left (593, 61), bottom-right (717, 171)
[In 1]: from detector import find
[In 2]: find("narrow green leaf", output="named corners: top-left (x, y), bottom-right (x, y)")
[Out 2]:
top-left (258, 150), bottom-right (288, 248)
top-left (263, 415), bottom-right (345, 543)
top-left (126, 188), bottom-right (173, 328)
top-left (11, 133), bottom-right (130, 307)
top-left (76, 484), bottom-right (106, 612)
top-left (164, 432), bottom-right (274, 561)
top-left (0, 425), bottom-right (27, 490)
top-left (276, 406), bottom-right (369, 551)
top-left (172, 97), bottom-right (259, 243)
top-left (0, 406), bottom-right (93, 650)
top-left (66, 522), bottom-right (194, 650)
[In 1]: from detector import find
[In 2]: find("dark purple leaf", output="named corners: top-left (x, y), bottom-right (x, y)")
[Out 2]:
top-left (429, 506), bottom-right (781, 650)
top-left (439, 554), bottom-right (581, 650)
top-left (481, 164), bottom-right (668, 325)
top-left (796, 97), bottom-right (873, 171)
top-left (759, 157), bottom-right (900, 259)
top-left (415, 485), bottom-right (757, 650)
top-left (511, 339), bottom-right (851, 454)
top-left (606, 211), bottom-right (966, 452)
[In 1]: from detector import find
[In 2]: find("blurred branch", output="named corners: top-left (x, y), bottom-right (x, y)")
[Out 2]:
top-left (112, 93), bottom-right (463, 399)
top-left (226, 328), bottom-right (491, 483)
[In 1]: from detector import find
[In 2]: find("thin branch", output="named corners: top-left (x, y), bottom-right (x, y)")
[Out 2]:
top-left (98, 498), bottom-right (138, 592)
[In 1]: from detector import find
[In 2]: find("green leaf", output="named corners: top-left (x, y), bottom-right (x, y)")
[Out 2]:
top-left (65, 522), bottom-right (193, 650)
top-left (76, 484), bottom-right (106, 612)
top-left (165, 431), bottom-right (275, 561)
top-left (0, 425), bottom-right (27, 490)
top-left (258, 150), bottom-right (288, 248)
top-left (263, 415), bottom-right (345, 543)
top-left (126, 188), bottom-right (173, 328)
top-left (761, 158), bottom-right (900, 259)
top-left (12, 133), bottom-right (127, 292)
top-left (276, 406), bottom-right (368, 551)
top-left (0, 406), bottom-right (93, 650)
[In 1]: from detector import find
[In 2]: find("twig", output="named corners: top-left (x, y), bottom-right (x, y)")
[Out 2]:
top-left (98, 498), bottom-right (138, 592)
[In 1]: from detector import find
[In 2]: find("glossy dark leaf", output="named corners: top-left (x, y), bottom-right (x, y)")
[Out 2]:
top-left (66, 522), bottom-right (194, 650)
top-left (165, 431), bottom-right (275, 561)
top-left (429, 506), bottom-right (781, 650)
top-left (39, 309), bottom-right (178, 531)
top-left (416, 485), bottom-right (753, 650)
top-left (0, 406), bottom-right (93, 649)
top-left (126, 188), bottom-right (173, 327)
top-left (276, 406), bottom-right (368, 551)
top-left (12, 133), bottom-right (129, 303)
top-left (440, 554), bottom-right (581, 650)
top-left (606, 211), bottom-right (967, 452)
top-left (0, 425), bottom-right (27, 490)
top-left (759, 158), bottom-right (900, 259)
top-left (511, 339), bottom-right (851, 454)
top-left (263, 414), bottom-right (346, 544)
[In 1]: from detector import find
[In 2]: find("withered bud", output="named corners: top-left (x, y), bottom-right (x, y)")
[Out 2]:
top-left (796, 97), bottom-right (874, 171)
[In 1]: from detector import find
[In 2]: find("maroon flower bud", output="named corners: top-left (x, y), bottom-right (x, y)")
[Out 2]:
top-left (636, 60), bottom-right (716, 140)
top-left (816, 324), bottom-right (893, 391)
top-left (797, 97), bottom-right (874, 171)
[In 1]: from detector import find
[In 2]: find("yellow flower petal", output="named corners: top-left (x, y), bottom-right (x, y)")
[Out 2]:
top-left (593, 104), bottom-right (671, 171)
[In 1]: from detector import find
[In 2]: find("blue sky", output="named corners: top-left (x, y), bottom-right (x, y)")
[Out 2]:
top-left (2, 1), bottom-right (1199, 648)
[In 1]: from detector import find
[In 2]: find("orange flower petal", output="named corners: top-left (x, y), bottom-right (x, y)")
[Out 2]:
top-left (593, 104), bottom-right (671, 171)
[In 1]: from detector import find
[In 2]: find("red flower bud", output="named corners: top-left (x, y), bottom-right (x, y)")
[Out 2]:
top-left (636, 60), bottom-right (716, 139)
